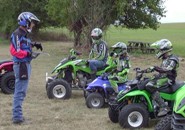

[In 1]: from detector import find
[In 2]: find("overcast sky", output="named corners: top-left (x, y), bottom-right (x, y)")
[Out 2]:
top-left (160, 0), bottom-right (185, 23)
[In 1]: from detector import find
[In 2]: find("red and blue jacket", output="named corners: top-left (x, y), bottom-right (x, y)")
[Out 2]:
top-left (10, 27), bottom-right (32, 63)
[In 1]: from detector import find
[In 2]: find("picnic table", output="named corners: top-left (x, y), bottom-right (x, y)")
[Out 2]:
top-left (127, 41), bottom-right (156, 54)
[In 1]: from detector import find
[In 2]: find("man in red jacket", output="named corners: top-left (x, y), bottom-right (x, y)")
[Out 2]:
top-left (10, 12), bottom-right (42, 124)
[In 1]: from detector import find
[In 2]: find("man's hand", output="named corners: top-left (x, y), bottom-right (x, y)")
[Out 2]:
top-left (154, 66), bottom-right (162, 72)
top-left (32, 42), bottom-right (43, 51)
top-left (27, 51), bottom-right (40, 59)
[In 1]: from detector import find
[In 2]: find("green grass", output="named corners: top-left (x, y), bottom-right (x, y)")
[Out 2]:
top-left (38, 23), bottom-right (185, 57)
top-left (105, 23), bottom-right (185, 57)
top-left (0, 37), bottom-right (8, 44)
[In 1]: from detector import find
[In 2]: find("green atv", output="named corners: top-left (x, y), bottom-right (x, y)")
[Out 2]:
top-left (46, 49), bottom-right (115, 99)
top-left (155, 81), bottom-right (185, 130)
top-left (108, 67), bottom-right (185, 129)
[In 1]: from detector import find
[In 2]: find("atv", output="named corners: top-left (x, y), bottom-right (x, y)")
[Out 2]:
top-left (0, 51), bottom-right (45, 94)
top-left (0, 60), bottom-right (15, 94)
top-left (46, 49), bottom-right (115, 100)
top-left (85, 73), bottom-right (127, 108)
top-left (108, 67), bottom-right (185, 129)
top-left (155, 82), bottom-right (185, 130)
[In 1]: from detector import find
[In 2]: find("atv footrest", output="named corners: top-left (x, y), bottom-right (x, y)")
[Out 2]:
top-left (109, 101), bottom-right (119, 109)
top-left (109, 101), bottom-right (119, 106)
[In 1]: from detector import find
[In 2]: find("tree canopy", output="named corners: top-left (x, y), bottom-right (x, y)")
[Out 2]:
top-left (46, 0), bottom-right (166, 47)
top-left (0, 0), bottom-right (55, 37)
top-left (0, 0), bottom-right (166, 47)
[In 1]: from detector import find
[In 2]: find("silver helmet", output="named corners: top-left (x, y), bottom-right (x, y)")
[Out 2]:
top-left (111, 42), bottom-right (127, 55)
top-left (151, 39), bottom-right (172, 59)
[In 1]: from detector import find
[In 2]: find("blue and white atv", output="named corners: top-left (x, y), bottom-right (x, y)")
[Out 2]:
top-left (85, 73), bottom-right (128, 108)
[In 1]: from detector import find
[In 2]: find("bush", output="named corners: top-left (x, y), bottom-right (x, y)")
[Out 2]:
top-left (34, 27), bottom-right (73, 41)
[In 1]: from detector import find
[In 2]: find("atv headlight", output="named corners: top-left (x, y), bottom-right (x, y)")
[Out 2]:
top-left (46, 73), bottom-right (54, 82)
top-left (46, 72), bottom-right (49, 82)
top-left (103, 83), bottom-right (109, 87)
top-left (177, 97), bottom-right (185, 111)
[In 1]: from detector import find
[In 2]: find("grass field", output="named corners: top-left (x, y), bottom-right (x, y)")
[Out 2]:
top-left (38, 23), bottom-right (185, 56)
top-left (0, 23), bottom-right (185, 130)
top-left (105, 23), bottom-right (185, 57)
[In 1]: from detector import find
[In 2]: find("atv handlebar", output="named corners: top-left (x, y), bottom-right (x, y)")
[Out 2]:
top-left (70, 49), bottom-right (82, 56)
top-left (133, 67), bottom-right (151, 80)
top-left (134, 67), bottom-right (156, 73)
top-left (31, 52), bottom-right (50, 59)
top-left (133, 67), bottom-right (146, 73)
top-left (133, 66), bottom-right (160, 81)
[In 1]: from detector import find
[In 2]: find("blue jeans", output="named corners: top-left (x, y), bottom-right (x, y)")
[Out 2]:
top-left (88, 60), bottom-right (105, 72)
top-left (12, 62), bottom-right (31, 121)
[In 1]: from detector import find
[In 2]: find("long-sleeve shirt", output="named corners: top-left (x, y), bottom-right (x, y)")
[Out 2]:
top-left (10, 27), bottom-right (32, 62)
top-left (158, 54), bottom-right (179, 83)
top-left (116, 56), bottom-right (131, 77)
top-left (89, 40), bottom-right (108, 63)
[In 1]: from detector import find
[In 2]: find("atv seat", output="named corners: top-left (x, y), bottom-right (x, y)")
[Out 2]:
top-left (126, 79), bottom-right (138, 86)
top-left (158, 81), bottom-right (185, 94)
top-left (0, 60), bottom-right (13, 65)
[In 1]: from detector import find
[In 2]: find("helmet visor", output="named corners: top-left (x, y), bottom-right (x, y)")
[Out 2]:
top-left (32, 20), bottom-right (39, 25)
top-left (113, 48), bottom-right (123, 54)
top-left (156, 51), bottom-right (163, 59)
top-left (156, 48), bottom-right (172, 59)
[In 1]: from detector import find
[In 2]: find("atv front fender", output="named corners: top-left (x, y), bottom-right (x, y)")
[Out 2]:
top-left (118, 90), bottom-right (153, 112)
top-left (52, 62), bottom-right (75, 74)
top-left (0, 61), bottom-right (13, 72)
top-left (173, 86), bottom-right (185, 117)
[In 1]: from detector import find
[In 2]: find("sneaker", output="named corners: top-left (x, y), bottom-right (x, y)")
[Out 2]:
top-left (13, 117), bottom-right (31, 125)
top-left (157, 107), bottom-right (170, 117)
top-left (13, 119), bottom-right (24, 124)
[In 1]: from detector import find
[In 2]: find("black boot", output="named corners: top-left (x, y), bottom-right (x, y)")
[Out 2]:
top-left (90, 73), bottom-right (96, 80)
top-left (152, 91), bottom-right (170, 117)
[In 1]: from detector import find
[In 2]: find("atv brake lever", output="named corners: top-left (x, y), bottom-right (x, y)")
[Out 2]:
top-left (40, 52), bottom-right (50, 56)
top-left (32, 52), bottom-right (50, 59)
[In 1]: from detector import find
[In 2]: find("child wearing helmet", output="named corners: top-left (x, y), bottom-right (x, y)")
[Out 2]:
top-left (146, 39), bottom-right (179, 117)
top-left (108, 42), bottom-right (131, 93)
top-left (10, 12), bottom-right (42, 124)
top-left (88, 28), bottom-right (109, 80)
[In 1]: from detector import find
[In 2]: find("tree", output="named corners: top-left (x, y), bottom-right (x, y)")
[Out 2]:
top-left (46, 0), bottom-right (166, 48)
top-left (0, 0), bottom-right (56, 38)
top-left (0, 0), bottom-right (166, 48)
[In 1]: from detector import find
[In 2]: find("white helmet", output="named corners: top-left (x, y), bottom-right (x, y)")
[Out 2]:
top-left (91, 28), bottom-right (102, 43)
top-left (111, 42), bottom-right (127, 55)
top-left (151, 39), bottom-right (172, 59)
top-left (18, 12), bottom-right (40, 33)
